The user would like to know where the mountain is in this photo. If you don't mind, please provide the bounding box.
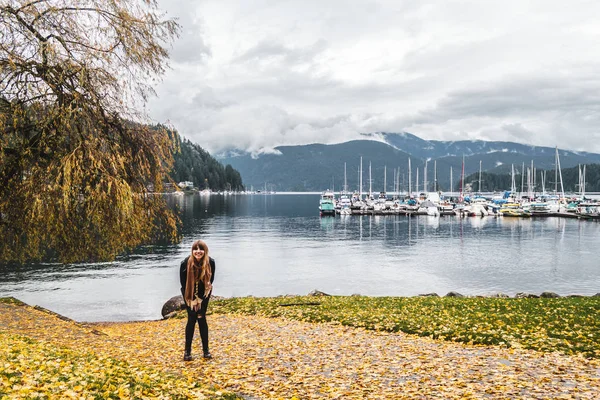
[218,140,413,192]
[217,132,600,192]
[366,132,600,160]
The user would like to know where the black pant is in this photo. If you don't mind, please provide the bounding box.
[185,296,210,353]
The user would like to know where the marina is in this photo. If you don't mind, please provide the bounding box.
[325,191,600,220]
[323,151,599,220]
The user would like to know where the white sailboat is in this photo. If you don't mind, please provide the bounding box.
[337,162,352,214]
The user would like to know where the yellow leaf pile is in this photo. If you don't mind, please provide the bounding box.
[2,297,599,399]
[0,333,215,399]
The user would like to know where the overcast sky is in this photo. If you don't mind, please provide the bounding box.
[148,0,600,155]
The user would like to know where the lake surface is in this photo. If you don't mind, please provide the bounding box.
[1,193,599,322]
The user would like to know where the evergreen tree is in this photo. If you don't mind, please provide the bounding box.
[462,164,600,193]
[169,134,244,191]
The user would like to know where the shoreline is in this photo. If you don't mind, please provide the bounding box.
[6,289,600,325]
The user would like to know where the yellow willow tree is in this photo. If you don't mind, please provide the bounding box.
[0,0,181,263]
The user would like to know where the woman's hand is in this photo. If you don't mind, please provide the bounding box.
[204,283,213,298]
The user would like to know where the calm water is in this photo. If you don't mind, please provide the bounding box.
[1,193,599,322]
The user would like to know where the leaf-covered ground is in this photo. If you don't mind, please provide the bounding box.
[1,297,599,399]
[210,296,600,358]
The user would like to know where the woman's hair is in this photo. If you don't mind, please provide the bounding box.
[184,240,212,303]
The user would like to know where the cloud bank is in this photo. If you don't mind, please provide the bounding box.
[149,0,600,154]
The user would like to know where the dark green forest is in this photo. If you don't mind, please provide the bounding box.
[169,132,244,191]
[462,164,600,193]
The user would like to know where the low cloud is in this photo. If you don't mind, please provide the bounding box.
[501,123,536,142]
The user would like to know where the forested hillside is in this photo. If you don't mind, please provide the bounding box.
[462,164,600,193]
[218,132,600,192]
[170,133,244,191]
[219,141,414,192]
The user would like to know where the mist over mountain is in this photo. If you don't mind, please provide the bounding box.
[216,132,600,192]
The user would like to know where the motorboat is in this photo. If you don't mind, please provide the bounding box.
[319,190,336,216]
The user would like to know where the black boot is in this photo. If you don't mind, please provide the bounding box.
[202,350,212,359]
[183,350,192,361]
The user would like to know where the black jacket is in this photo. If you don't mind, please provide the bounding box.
[180,256,216,300]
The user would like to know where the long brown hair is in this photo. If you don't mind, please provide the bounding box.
[184,240,212,304]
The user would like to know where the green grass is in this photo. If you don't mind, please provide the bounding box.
[0,297,26,306]
[209,296,600,358]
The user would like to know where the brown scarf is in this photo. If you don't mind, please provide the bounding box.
[184,255,212,306]
[184,260,200,306]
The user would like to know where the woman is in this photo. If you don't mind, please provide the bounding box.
[180,240,216,361]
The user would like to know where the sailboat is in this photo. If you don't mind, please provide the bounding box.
[539,147,566,214]
[337,163,352,214]
[351,157,366,210]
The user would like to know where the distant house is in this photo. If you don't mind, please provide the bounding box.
[178,181,194,189]
[163,182,176,192]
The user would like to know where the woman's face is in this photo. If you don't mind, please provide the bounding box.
[192,246,205,261]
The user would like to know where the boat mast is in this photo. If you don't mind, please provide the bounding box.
[578,164,582,195]
[478,160,482,194]
[527,168,531,200]
[450,166,453,195]
[384,165,387,194]
[408,158,412,196]
[460,155,464,200]
[581,164,585,200]
[531,160,534,198]
[579,164,586,198]
[434,160,437,192]
[521,162,525,198]
[541,170,546,195]
[344,162,347,193]
[554,149,558,195]
[401,169,404,195]
[359,156,363,198]
[556,147,565,199]
[369,161,372,198]
[416,168,419,193]
[424,160,428,193]
[511,164,516,194]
